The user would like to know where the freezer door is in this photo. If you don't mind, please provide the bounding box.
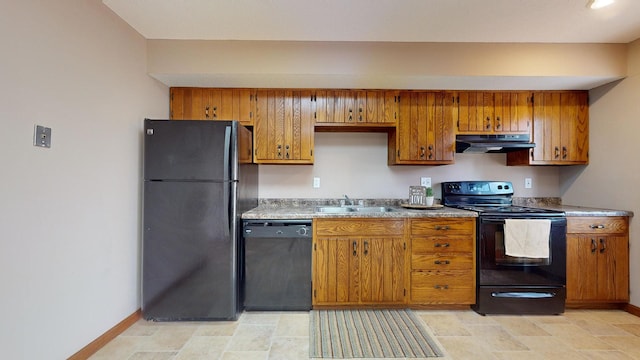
[142,180,238,320]
[144,119,235,181]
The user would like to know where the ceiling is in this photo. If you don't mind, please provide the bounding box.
[104,0,640,43]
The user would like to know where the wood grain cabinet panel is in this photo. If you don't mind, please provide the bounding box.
[408,218,476,305]
[312,219,407,307]
[566,216,629,305]
[388,91,455,165]
[457,91,532,134]
[314,90,398,128]
[170,87,255,126]
[507,91,588,165]
[253,89,314,164]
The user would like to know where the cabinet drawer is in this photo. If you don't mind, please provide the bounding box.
[410,271,474,304]
[412,237,473,253]
[410,218,474,236]
[567,217,628,234]
[315,219,404,236]
[412,253,473,270]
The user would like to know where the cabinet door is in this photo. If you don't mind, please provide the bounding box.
[253,90,314,164]
[566,235,599,301]
[508,91,588,165]
[494,92,532,133]
[393,91,454,164]
[170,87,205,120]
[360,237,405,304]
[457,91,493,133]
[313,237,360,305]
[232,89,255,126]
[203,89,234,120]
[596,235,629,301]
[566,234,629,303]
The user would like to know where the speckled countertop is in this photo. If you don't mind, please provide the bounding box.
[241,198,477,220]
[536,205,633,217]
[512,197,634,217]
[241,198,633,219]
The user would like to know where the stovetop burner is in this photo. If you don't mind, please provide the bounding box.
[441,181,564,217]
[456,205,565,217]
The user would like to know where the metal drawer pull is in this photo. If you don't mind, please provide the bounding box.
[591,238,597,253]
[589,224,605,229]
[435,225,450,230]
[353,241,357,256]
[434,285,449,290]
[434,260,450,265]
[491,292,555,299]
[434,243,450,247]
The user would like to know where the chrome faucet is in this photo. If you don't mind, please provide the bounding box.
[343,195,354,206]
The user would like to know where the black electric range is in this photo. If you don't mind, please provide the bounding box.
[442,181,567,315]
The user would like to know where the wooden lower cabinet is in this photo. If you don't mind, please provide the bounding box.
[312,218,407,306]
[566,216,629,306]
[409,218,476,305]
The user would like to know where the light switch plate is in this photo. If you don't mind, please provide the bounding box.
[420,177,431,187]
[33,125,51,148]
[313,177,320,188]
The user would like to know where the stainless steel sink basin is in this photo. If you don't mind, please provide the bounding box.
[354,206,395,213]
[314,206,394,213]
[315,206,355,213]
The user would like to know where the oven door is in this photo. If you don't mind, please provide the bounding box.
[478,216,567,287]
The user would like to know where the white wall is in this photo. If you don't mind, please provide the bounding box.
[260,132,560,199]
[0,1,167,359]
[561,39,640,306]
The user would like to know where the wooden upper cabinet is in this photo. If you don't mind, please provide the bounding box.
[457,91,532,134]
[253,89,314,164]
[388,91,455,165]
[170,87,255,126]
[507,91,588,165]
[314,90,398,128]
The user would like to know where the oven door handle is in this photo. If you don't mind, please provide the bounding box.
[491,292,555,299]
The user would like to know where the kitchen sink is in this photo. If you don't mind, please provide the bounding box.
[353,206,395,213]
[315,206,356,213]
[314,206,395,213]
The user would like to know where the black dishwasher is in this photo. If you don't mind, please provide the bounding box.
[242,220,312,311]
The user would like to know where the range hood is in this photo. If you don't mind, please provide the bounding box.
[455,134,535,153]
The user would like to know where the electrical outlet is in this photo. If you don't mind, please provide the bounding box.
[313,177,320,188]
[525,178,532,189]
[420,177,432,187]
[33,125,51,148]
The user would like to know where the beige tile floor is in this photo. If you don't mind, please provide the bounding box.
[90,309,640,360]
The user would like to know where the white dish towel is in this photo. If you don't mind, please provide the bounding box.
[503,219,551,258]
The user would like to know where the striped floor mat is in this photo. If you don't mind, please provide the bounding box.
[309,309,443,358]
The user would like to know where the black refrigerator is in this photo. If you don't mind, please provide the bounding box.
[142,119,258,321]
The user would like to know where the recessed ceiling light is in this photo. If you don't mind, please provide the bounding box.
[587,0,614,9]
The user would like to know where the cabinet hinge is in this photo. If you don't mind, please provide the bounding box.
[255,149,257,156]
[403,289,406,296]
[530,94,534,103]
[310,150,313,156]
[457,120,460,129]
[397,150,400,157]
[314,289,316,298]
[314,111,317,119]
[403,242,406,250]
[314,243,316,250]
[250,111,253,119]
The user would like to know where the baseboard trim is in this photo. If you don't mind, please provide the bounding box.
[625,303,640,317]
[68,309,141,360]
